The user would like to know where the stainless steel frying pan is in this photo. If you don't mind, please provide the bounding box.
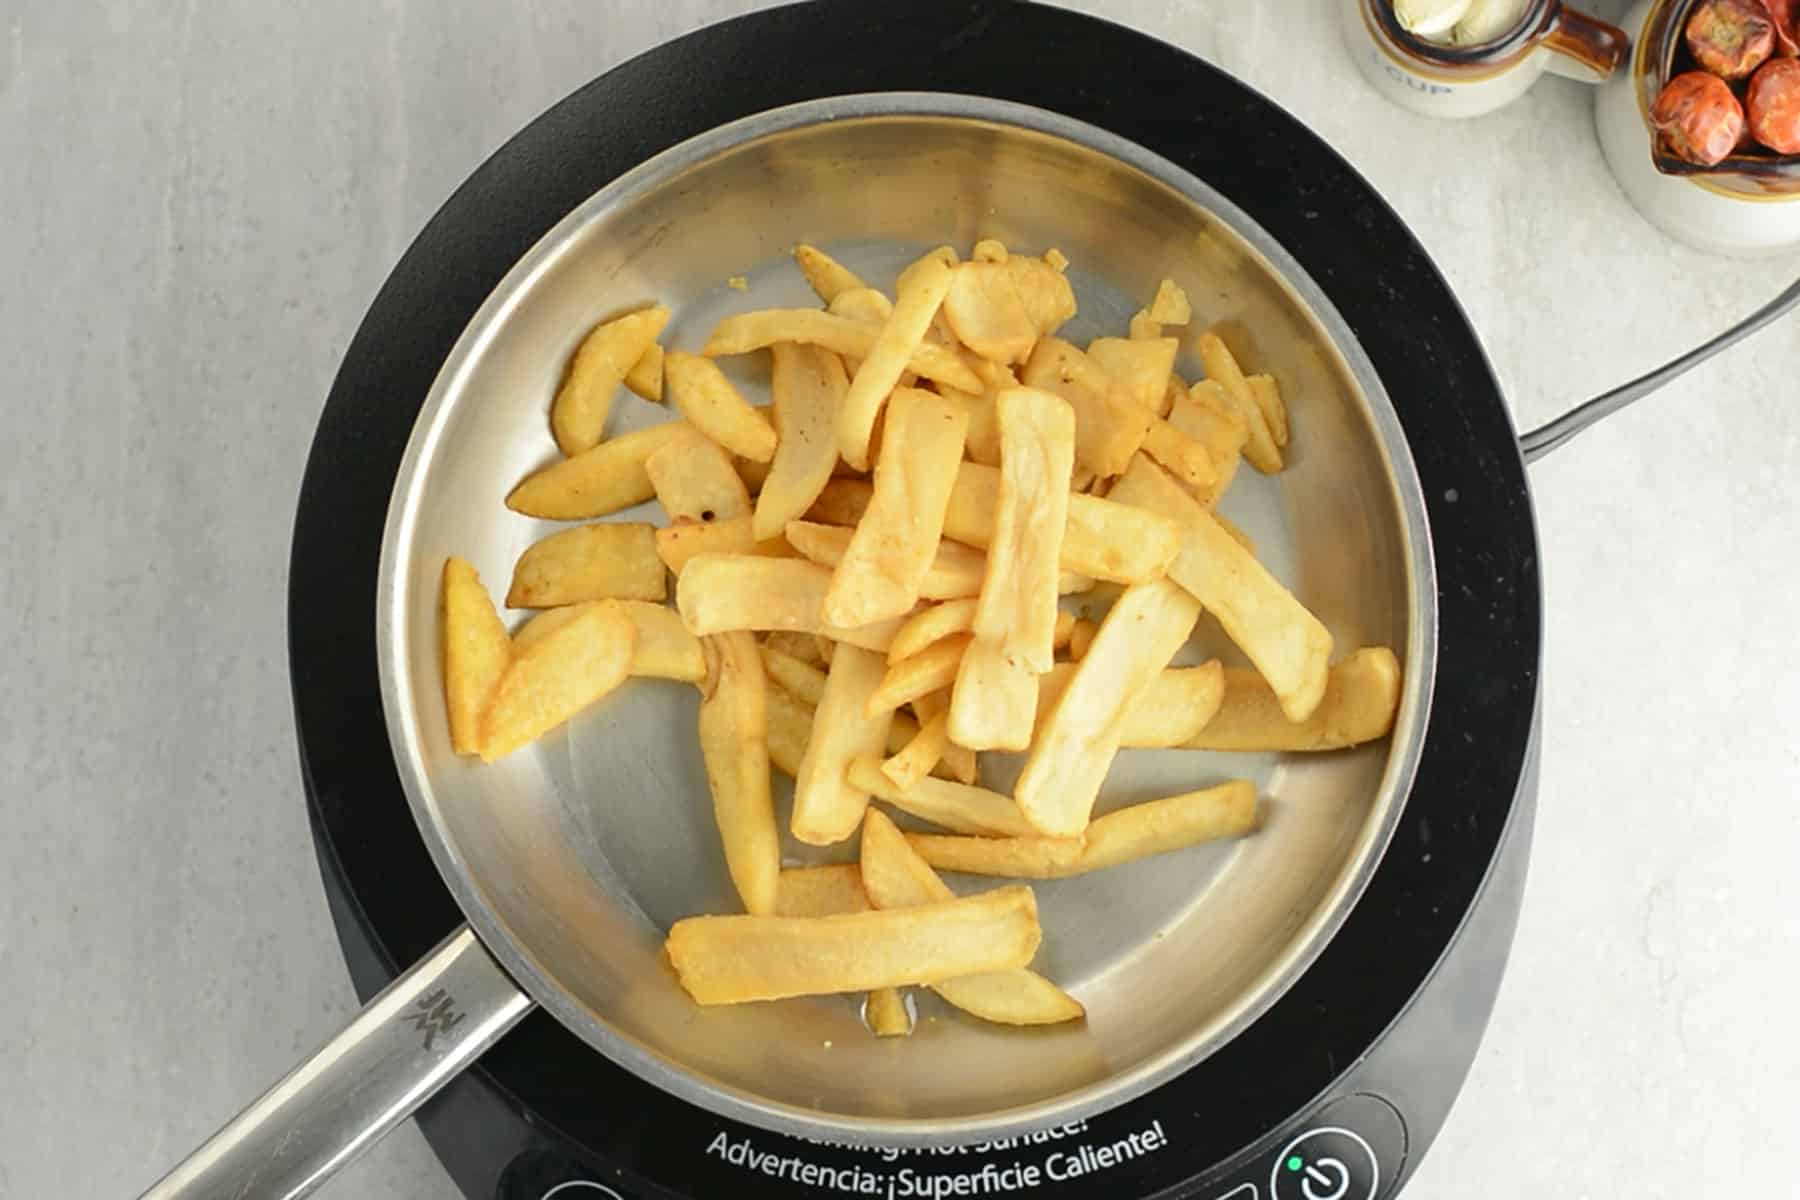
[137,92,1799,1200]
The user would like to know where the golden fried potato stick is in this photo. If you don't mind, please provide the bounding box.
[480,599,636,762]
[663,351,778,463]
[507,422,689,520]
[860,810,1082,1026]
[441,558,510,756]
[794,243,866,304]
[676,555,907,652]
[753,343,847,541]
[1013,579,1201,836]
[665,885,1042,1005]
[1195,332,1281,474]
[644,427,754,524]
[847,758,1038,837]
[703,309,981,392]
[506,522,666,607]
[551,306,670,456]
[904,779,1257,879]
[1036,660,1224,749]
[943,462,1179,585]
[792,644,893,846]
[822,389,969,627]
[696,633,780,915]
[1108,455,1332,722]
[1185,647,1401,752]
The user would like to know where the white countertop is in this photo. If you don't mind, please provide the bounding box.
[3,2,1796,1197]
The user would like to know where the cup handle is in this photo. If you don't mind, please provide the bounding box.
[1542,5,1629,83]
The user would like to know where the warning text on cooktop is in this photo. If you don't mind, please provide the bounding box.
[704,1119,1170,1195]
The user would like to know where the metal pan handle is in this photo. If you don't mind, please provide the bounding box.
[135,925,533,1200]
[1520,274,1800,462]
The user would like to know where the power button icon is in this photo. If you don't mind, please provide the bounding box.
[1269,1127,1379,1200]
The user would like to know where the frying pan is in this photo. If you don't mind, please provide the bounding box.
[137,91,1798,1200]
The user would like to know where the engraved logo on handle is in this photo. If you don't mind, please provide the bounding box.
[406,987,467,1050]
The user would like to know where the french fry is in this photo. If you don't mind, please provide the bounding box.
[774,863,912,1036]
[905,780,1257,879]
[1013,579,1201,836]
[1066,619,1099,661]
[676,555,907,651]
[441,558,510,756]
[794,243,865,303]
[752,343,847,541]
[505,522,666,607]
[838,258,957,470]
[518,600,705,683]
[1214,512,1256,556]
[792,644,893,845]
[624,342,664,402]
[506,421,690,521]
[757,641,828,706]
[620,600,705,682]
[827,286,894,324]
[1052,609,1078,652]
[881,709,952,791]
[654,517,793,576]
[942,260,1037,364]
[1141,418,1218,491]
[696,633,779,916]
[971,238,1008,263]
[1196,332,1281,474]
[775,864,872,917]
[971,389,1075,671]
[1037,660,1225,749]
[1001,255,1077,336]
[788,521,1086,604]
[1019,337,1151,479]
[909,690,977,786]
[644,427,753,524]
[734,455,771,495]
[948,639,1038,752]
[663,351,778,463]
[702,310,981,393]
[867,634,971,716]
[859,811,1083,1026]
[939,384,1003,467]
[1108,456,1331,722]
[1248,372,1289,448]
[805,478,874,526]
[822,389,969,627]
[865,987,914,1037]
[765,683,813,778]
[1085,336,1178,416]
[1168,382,1247,507]
[1129,312,1163,341]
[889,599,979,663]
[551,306,671,456]
[943,462,1180,585]
[900,832,1085,880]
[507,605,585,654]
[847,758,1038,837]
[1185,647,1400,751]
[1147,279,1192,325]
[479,599,636,762]
[762,630,826,668]
[664,885,1042,1005]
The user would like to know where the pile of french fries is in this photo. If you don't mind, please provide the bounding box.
[439,238,1403,1036]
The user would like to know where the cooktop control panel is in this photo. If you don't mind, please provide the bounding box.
[496,1093,1407,1200]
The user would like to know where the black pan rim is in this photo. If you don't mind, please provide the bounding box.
[288,1,1542,1192]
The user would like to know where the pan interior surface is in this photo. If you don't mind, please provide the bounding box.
[378,97,1433,1144]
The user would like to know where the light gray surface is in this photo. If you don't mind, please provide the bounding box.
[1,2,1795,1198]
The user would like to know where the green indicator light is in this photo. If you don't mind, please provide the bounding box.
[1286,1156,1304,1172]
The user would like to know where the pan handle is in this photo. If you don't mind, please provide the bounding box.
[1520,274,1800,463]
[135,925,533,1200]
